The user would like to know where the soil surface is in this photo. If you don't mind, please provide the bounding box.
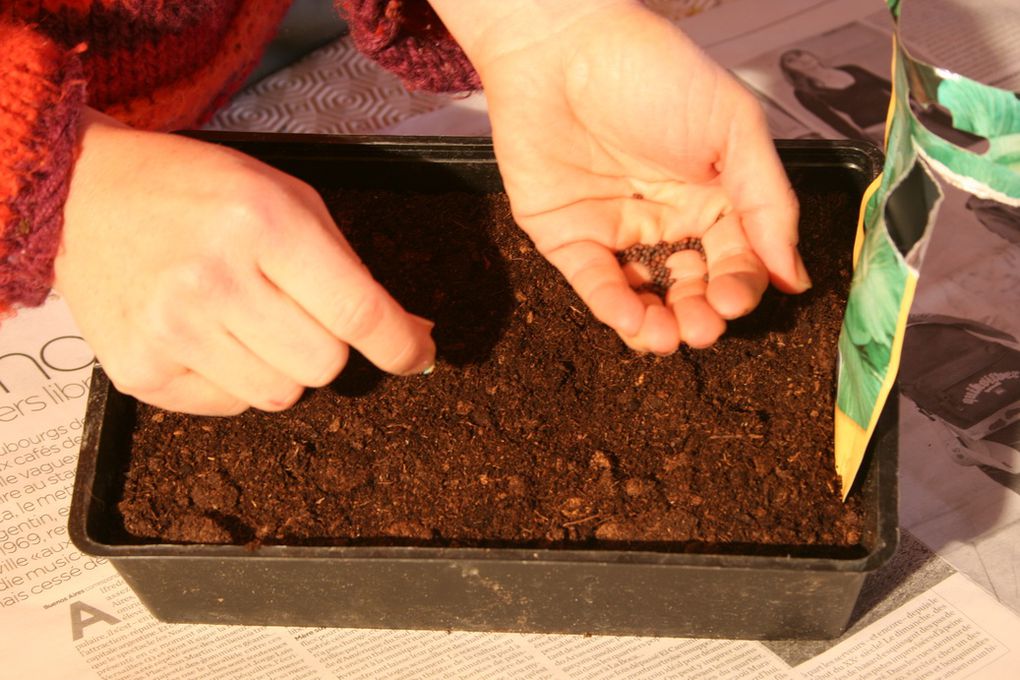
[118,176,865,552]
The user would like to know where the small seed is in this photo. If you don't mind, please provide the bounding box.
[616,239,705,297]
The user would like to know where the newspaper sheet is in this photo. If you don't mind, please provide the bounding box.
[1,295,1018,680]
[4,0,1020,677]
[1,297,1018,678]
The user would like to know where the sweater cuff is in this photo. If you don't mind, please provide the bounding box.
[337,0,481,92]
[0,23,86,315]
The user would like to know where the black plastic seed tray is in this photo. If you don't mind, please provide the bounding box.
[69,134,896,639]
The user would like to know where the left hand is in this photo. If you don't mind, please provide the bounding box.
[429,0,810,353]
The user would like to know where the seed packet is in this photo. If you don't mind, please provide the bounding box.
[835,0,1020,496]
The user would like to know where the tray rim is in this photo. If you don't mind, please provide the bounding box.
[68,134,897,577]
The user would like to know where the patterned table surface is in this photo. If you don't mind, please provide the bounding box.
[204,0,723,137]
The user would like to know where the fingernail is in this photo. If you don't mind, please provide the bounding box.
[795,255,813,290]
[399,348,435,377]
[396,315,436,377]
[410,337,436,376]
[411,314,436,330]
[415,316,436,374]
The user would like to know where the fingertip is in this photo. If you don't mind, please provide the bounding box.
[395,315,437,377]
[682,320,726,349]
[723,156,804,295]
[768,247,813,294]
[404,346,437,377]
[640,303,682,355]
[616,302,645,338]
[543,242,647,338]
[259,382,306,412]
[672,297,726,349]
[616,299,681,355]
[589,283,645,338]
[686,328,725,349]
[706,272,767,320]
[794,251,813,290]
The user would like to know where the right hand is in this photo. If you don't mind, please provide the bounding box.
[428,0,808,354]
[54,108,435,415]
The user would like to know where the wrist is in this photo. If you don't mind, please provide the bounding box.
[425,0,641,77]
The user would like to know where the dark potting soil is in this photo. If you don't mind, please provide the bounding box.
[118,181,865,552]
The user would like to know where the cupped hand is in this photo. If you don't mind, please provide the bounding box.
[456,0,810,353]
[54,109,435,415]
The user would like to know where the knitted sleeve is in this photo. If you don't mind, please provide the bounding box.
[0,21,86,316]
[337,0,481,92]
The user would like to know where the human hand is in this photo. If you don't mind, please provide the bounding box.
[54,109,435,415]
[430,0,810,353]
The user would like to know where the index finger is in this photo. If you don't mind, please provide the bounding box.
[258,199,435,377]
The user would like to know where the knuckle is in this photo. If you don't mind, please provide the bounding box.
[141,300,183,348]
[171,258,233,298]
[192,398,249,417]
[304,343,350,388]
[103,360,166,398]
[216,175,287,239]
[144,261,231,344]
[217,171,332,261]
[256,381,304,412]
[213,400,251,417]
[328,292,383,342]
[99,348,182,403]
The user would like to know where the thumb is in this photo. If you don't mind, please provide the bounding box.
[718,105,811,294]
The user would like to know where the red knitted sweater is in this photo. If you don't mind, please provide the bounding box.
[0,0,478,316]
